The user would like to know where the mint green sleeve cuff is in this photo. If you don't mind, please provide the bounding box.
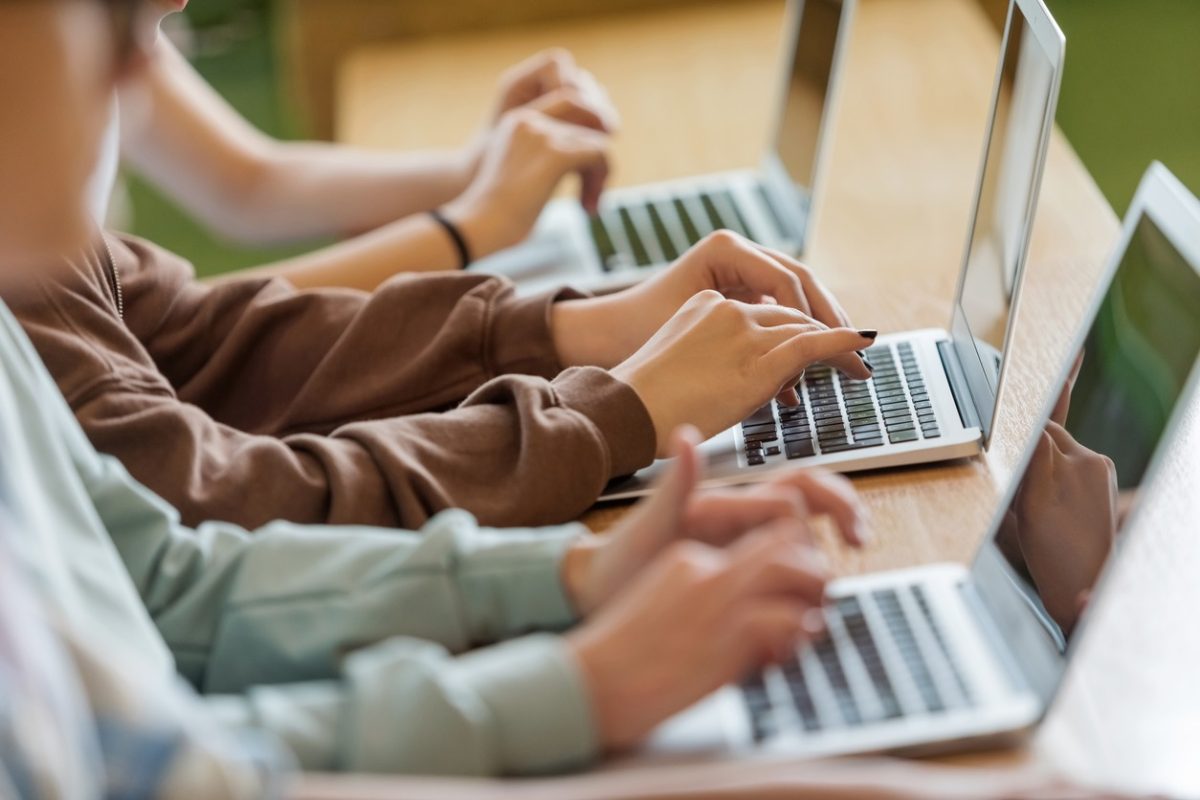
[207,634,599,777]
[451,514,589,641]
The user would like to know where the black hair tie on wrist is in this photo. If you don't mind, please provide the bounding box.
[429,210,472,270]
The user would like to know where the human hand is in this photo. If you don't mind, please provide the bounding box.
[444,107,611,258]
[1009,420,1117,633]
[563,426,870,617]
[489,48,619,133]
[552,231,869,381]
[602,289,873,457]
[1002,352,1115,633]
[567,517,831,751]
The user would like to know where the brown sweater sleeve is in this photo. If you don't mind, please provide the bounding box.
[114,235,577,434]
[8,234,656,530]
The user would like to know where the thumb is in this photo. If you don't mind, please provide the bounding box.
[644,425,703,526]
[623,425,703,549]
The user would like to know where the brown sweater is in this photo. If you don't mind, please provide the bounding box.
[7,233,655,530]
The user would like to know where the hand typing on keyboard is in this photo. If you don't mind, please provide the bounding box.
[606,293,875,456]
[565,426,866,751]
[553,230,871,373]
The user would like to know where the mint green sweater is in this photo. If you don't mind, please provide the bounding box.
[0,300,598,776]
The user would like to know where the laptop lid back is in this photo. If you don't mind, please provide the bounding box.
[949,0,1065,445]
[968,163,1200,706]
[760,0,855,254]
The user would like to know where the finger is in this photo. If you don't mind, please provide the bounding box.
[765,469,870,546]
[579,159,610,214]
[543,121,612,212]
[528,47,576,95]
[723,522,829,606]
[701,233,812,317]
[497,49,574,111]
[824,350,874,380]
[751,244,853,329]
[527,86,609,132]
[743,302,823,330]
[1050,350,1085,426]
[622,426,704,552]
[775,385,802,407]
[686,484,811,546]
[761,328,877,385]
[1043,420,1082,454]
[572,67,621,132]
[730,601,815,667]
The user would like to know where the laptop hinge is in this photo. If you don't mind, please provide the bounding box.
[938,340,982,431]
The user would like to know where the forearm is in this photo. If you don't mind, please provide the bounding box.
[214,210,466,291]
[123,38,480,249]
[551,292,645,369]
[221,140,478,244]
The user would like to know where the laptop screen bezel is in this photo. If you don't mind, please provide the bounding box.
[758,0,856,253]
[968,162,1200,710]
[948,0,1065,447]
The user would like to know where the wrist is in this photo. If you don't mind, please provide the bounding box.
[566,626,638,751]
[441,200,517,261]
[560,536,605,615]
[552,298,613,368]
[611,359,669,458]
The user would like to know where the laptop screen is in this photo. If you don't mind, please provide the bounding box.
[974,205,1200,659]
[763,0,846,251]
[950,1,1062,442]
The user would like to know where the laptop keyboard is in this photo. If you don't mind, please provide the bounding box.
[740,586,975,742]
[589,186,763,271]
[739,342,941,467]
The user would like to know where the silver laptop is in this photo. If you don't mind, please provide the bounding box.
[602,0,1065,501]
[473,0,855,295]
[635,161,1200,763]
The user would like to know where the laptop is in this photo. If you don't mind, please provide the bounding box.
[634,161,1200,762]
[601,0,1065,501]
[472,0,856,295]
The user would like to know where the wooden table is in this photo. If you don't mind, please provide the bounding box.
[337,1,1199,794]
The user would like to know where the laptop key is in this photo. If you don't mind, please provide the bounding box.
[588,215,619,270]
[617,207,653,266]
[645,202,680,261]
[889,429,919,444]
[671,198,705,245]
[716,189,753,238]
[699,193,730,232]
[812,637,861,725]
[785,439,816,459]
[783,666,822,732]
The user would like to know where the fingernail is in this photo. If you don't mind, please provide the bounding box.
[857,329,878,340]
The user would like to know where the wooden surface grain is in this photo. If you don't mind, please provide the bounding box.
[338,1,1196,793]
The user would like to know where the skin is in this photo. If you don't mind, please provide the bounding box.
[125,4,878,449]
[1000,355,1119,634]
[0,3,123,271]
[0,4,1147,798]
[122,36,622,286]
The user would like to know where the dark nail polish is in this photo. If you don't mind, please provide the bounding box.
[857,329,878,340]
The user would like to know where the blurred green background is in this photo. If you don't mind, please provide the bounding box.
[129,0,1200,278]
